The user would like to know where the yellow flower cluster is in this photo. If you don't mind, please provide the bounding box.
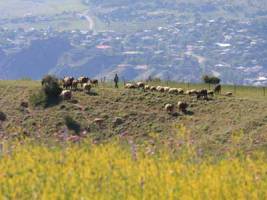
[0,141,266,200]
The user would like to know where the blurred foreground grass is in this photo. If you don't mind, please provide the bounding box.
[0,134,266,200]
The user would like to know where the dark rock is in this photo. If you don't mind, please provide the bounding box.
[20,101,29,108]
[70,99,79,104]
[0,111,6,121]
[113,117,124,127]
[94,118,104,124]
[60,105,66,110]
[101,114,109,119]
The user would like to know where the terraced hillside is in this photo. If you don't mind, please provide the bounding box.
[0,0,89,30]
[0,80,267,155]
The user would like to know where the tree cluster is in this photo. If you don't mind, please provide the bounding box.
[202,75,221,84]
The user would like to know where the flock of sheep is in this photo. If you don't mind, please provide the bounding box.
[125,82,223,114]
[59,77,226,115]
[60,76,98,99]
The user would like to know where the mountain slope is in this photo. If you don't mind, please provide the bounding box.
[0,37,71,80]
[0,1,266,84]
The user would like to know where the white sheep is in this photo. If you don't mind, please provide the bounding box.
[156,86,165,92]
[125,83,137,89]
[144,85,151,90]
[169,88,179,94]
[61,90,72,100]
[164,87,170,92]
[164,104,174,113]
[83,83,92,93]
[150,86,157,91]
[137,82,145,89]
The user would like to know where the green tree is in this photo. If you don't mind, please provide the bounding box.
[202,75,221,84]
[41,75,62,98]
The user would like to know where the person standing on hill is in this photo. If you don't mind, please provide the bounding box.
[114,73,119,88]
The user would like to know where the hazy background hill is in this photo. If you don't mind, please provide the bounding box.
[0,0,266,84]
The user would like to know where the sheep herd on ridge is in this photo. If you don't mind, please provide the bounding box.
[125,82,223,114]
[60,77,225,115]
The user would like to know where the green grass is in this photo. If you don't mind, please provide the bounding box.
[0,0,90,31]
[0,0,86,19]
[0,80,267,156]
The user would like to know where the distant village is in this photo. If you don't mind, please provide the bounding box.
[0,16,266,85]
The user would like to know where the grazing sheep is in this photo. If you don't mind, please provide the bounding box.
[226,92,233,97]
[62,77,74,89]
[150,86,157,91]
[208,90,214,96]
[125,83,131,88]
[177,101,188,113]
[177,88,184,94]
[137,82,145,89]
[156,86,162,91]
[90,79,99,87]
[78,76,89,87]
[197,89,208,100]
[165,104,174,113]
[156,86,165,93]
[169,88,179,95]
[144,85,151,91]
[94,118,104,127]
[186,89,198,95]
[72,80,79,90]
[83,83,92,93]
[125,83,137,89]
[214,84,222,94]
[164,87,170,92]
[61,90,72,100]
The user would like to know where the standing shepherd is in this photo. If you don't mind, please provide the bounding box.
[114,74,119,88]
[214,84,222,94]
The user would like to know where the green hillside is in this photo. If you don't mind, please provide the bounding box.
[0,0,85,18]
[0,0,88,30]
[0,80,267,155]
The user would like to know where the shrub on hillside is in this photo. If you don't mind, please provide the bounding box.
[41,75,62,98]
[30,75,62,108]
[29,89,48,108]
[64,115,81,134]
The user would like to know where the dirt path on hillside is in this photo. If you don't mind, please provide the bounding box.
[82,11,95,31]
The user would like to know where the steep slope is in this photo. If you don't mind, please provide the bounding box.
[0,37,71,80]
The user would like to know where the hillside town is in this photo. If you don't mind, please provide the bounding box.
[0,16,266,85]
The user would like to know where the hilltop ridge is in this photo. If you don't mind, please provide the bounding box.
[0,80,267,154]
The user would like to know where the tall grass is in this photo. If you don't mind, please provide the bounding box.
[0,136,266,199]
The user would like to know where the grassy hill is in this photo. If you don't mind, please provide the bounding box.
[0,80,267,155]
[1,80,267,198]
